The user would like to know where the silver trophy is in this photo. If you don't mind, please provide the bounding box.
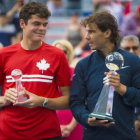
[89,52,124,121]
[11,69,27,103]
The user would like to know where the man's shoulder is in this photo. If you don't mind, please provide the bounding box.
[0,43,19,55]
[42,42,65,55]
[120,49,139,59]
[119,49,140,67]
[76,52,94,68]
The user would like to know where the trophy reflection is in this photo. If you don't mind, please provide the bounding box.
[89,52,124,121]
[11,69,27,103]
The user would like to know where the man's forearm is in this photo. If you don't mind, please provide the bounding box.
[46,95,70,110]
[36,95,70,110]
[0,96,7,107]
[116,83,127,96]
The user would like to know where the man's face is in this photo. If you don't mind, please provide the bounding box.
[20,15,48,42]
[85,23,108,51]
[121,40,140,56]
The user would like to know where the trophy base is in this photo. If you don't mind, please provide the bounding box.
[89,112,114,122]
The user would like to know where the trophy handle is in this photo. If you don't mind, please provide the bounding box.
[106,71,116,115]
[15,79,27,103]
[106,85,114,115]
[11,69,27,103]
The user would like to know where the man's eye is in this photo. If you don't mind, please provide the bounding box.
[34,22,40,26]
[43,23,48,27]
[89,31,94,33]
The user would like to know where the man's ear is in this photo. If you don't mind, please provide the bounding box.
[104,29,111,39]
[19,19,26,29]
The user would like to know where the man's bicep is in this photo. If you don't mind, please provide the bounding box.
[59,86,70,96]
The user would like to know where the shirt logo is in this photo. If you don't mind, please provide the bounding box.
[121,66,130,69]
[36,59,50,74]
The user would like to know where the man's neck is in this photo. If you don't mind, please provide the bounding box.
[21,40,42,50]
[100,42,116,57]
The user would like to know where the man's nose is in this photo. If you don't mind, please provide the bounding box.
[129,48,134,53]
[85,33,89,40]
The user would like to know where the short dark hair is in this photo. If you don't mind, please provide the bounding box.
[19,1,51,24]
[81,11,120,43]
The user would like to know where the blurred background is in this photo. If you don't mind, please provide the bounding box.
[0,0,140,59]
[0,0,139,45]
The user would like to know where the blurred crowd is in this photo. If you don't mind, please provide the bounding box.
[0,0,140,139]
[0,0,140,56]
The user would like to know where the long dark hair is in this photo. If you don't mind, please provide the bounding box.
[81,11,120,43]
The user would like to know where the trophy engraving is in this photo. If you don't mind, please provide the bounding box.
[89,52,124,121]
[11,69,27,103]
